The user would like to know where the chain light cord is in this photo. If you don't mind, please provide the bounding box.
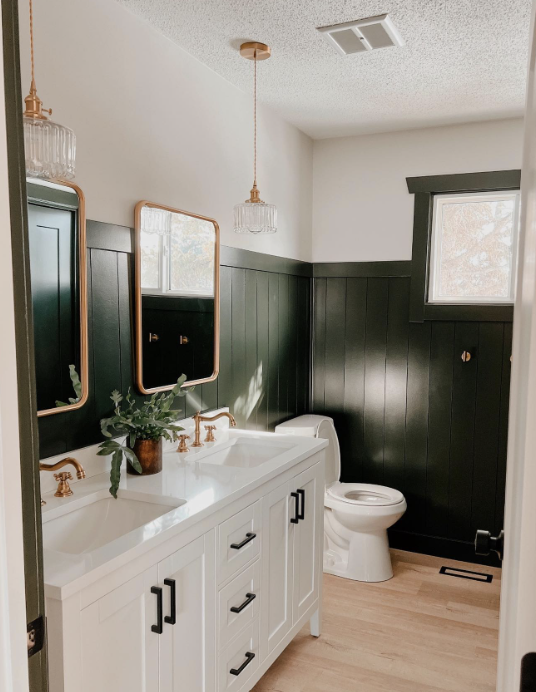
[253,48,257,187]
[29,0,36,88]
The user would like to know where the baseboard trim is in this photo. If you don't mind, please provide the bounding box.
[388,529,502,568]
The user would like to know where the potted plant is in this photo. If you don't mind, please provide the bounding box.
[98,375,190,498]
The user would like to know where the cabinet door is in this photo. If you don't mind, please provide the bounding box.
[260,480,294,659]
[158,532,216,692]
[292,462,323,624]
[79,566,159,692]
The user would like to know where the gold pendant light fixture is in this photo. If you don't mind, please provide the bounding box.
[23,0,76,180]
[234,42,277,235]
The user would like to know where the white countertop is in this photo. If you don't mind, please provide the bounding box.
[42,427,327,600]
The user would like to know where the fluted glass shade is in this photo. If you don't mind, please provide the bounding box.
[234,202,277,234]
[23,116,76,180]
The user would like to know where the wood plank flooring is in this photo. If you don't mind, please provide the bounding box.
[252,550,501,692]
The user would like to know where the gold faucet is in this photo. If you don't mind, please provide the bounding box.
[39,457,86,499]
[192,411,236,447]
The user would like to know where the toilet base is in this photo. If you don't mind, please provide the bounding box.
[323,528,394,583]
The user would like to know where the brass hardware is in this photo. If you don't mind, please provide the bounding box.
[53,472,73,498]
[37,181,89,417]
[40,457,86,498]
[22,0,51,121]
[134,201,220,395]
[149,333,160,342]
[41,499,46,507]
[461,351,472,363]
[204,425,217,443]
[192,411,236,448]
[180,336,189,345]
[177,434,190,453]
[239,41,271,61]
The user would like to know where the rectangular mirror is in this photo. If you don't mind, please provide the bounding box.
[27,179,88,416]
[135,201,220,393]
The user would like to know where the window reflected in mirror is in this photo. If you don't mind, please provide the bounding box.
[27,178,88,416]
[135,202,220,393]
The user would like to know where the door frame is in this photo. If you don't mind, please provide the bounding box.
[1,0,48,689]
[497,1,536,688]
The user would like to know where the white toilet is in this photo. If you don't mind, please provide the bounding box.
[275,414,407,583]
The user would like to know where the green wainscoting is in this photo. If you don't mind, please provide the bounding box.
[38,221,311,458]
[313,271,511,566]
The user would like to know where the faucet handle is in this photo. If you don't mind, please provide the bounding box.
[54,472,73,498]
[177,434,190,453]
[204,425,217,443]
[54,471,72,482]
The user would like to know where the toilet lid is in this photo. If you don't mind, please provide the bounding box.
[326,482,404,506]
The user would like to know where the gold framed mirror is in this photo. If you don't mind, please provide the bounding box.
[134,201,220,394]
[27,178,89,416]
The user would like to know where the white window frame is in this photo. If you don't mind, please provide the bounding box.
[428,189,521,305]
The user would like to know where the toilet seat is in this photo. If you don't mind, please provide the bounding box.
[326,482,404,507]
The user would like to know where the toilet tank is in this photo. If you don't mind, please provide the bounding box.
[275,415,340,486]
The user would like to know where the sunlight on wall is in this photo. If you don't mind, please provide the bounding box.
[233,363,264,423]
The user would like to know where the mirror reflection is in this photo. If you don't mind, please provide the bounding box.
[27,178,88,415]
[135,202,220,392]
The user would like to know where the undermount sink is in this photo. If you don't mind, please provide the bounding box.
[43,492,184,555]
[193,436,296,468]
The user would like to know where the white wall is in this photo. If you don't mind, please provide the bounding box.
[18,0,313,262]
[313,118,525,263]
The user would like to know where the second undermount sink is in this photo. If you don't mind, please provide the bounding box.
[193,436,296,469]
[42,492,184,555]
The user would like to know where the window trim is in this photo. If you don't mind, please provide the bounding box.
[406,170,521,323]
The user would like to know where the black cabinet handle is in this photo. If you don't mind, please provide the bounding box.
[230,652,255,676]
[230,532,256,550]
[230,592,257,614]
[151,586,163,634]
[164,578,176,625]
[290,492,299,523]
[297,488,305,521]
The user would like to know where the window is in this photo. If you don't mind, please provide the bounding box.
[428,190,520,305]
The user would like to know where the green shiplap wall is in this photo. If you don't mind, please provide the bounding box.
[38,223,311,458]
[313,274,511,565]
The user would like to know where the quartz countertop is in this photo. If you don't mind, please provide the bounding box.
[42,427,327,600]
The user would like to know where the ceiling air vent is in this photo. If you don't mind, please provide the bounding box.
[317,14,405,56]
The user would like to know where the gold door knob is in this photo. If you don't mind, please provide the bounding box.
[177,434,190,453]
[461,351,472,363]
[180,336,189,345]
[204,425,217,442]
[149,333,159,342]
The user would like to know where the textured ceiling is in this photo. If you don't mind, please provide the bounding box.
[116,0,532,139]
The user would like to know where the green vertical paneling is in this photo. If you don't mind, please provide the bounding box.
[383,277,410,493]
[426,322,455,537]
[324,279,346,414]
[312,278,326,412]
[267,273,280,430]
[448,322,479,541]
[495,322,512,536]
[363,278,389,484]
[218,266,233,414]
[287,276,298,418]
[278,274,290,425]
[244,270,258,430]
[231,269,246,427]
[296,277,310,416]
[255,271,269,430]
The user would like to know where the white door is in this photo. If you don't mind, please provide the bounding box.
[158,532,216,692]
[292,462,323,624]
[260,480,294,659]
[497,3,536,689]
[79,566,159,692]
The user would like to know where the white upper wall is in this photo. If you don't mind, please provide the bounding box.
[312,118,525,263]
[18,0,313,262]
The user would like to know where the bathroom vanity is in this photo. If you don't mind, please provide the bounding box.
[42,424,326,692]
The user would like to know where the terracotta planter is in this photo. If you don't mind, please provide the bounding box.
[127,438,162,476]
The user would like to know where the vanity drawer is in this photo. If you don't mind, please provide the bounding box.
[218,501,261,585]
[218,619,260,692]
[218,560,260,646]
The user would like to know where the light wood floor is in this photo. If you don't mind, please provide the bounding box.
[253,550,501,692]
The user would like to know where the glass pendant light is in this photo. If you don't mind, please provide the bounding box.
[23,0,76,180]
[234,42,277,235]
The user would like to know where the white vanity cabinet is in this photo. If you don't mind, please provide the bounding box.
[46,450,325,692]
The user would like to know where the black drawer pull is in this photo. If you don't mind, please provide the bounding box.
[290,492,299,523]
[230,651,255,676]
[230,532,256,550]
[164,578,176,625]
[297,488,305,521]
[230,592,257,614]
[151,586,163,634]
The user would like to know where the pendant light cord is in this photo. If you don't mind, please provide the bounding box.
[253,49,257,187]
[29,0,35,88]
